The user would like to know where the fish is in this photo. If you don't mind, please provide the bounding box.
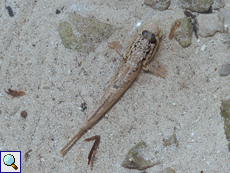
[60,23,165,156]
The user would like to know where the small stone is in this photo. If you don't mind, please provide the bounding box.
[158,167,176,173]
[200,44,206,51]
[40,157,45,162]
[59,14,118,53]
[144,0,171,11]
[21,110,27,118]
[212,0,225,10]
[197,13,224,37]
[6,6,14,17]
[219,64,230,76]
[222,10,230,47]
[43,86,50,89]
[180,0,214,13]
[223,9,230,27]
[173,17,193,47]
[121,141,161,170]
[56,9,61,14]
[220,100,230,151]
[184,10,196,19]
[56,6,64,15]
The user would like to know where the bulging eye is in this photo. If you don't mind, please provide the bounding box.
[142,30,156,43]
[149,34,156,43]
[142,30,148,37]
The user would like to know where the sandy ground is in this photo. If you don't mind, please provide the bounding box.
[0,0,230,172]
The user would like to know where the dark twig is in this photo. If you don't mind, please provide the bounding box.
[84,135,101,165]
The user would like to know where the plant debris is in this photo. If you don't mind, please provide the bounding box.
[80,102,87,112]
[5,89,26,98]
[191,19,198,39]
[25,149,32,161]
[6,6,14,17]
[169,21,181,39]
[84,135,101,165]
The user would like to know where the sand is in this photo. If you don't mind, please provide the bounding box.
[0,0,230,172]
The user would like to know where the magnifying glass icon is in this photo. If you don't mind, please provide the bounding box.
[3,154,18,170]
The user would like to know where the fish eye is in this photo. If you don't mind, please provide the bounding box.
[142,30,148,37]
[142,30,156,43]
[149,34,156,43]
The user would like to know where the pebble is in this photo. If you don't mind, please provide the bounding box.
[197,13,224,37]
[59,14,118,53]
[6,6,14,17]
[56,9,61,14]
[212,0,225,10]
[223,9,230,27]
[180,0,214,13]
[220,100,230,151]
[200,44,206,51]
[221,9,230,47]
[121,141,161,170]
[219,64,230,76]
[20,110,28,118]
[173,17,193,47]
[56,6,64,14]
[144,0,171,11]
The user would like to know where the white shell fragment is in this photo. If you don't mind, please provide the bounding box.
[200,44,206,51]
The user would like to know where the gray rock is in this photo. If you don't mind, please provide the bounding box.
[121,141,161,170]
[181,0,214,13]
[58,14,118,53]
[219,64,230,76]
[220,100,230,150]
[212,0,225,10]
[173,17,193,48]
[144,0,171,11]
[221,10,230,47]
[223,9,230,26]
[197,13,224,37]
